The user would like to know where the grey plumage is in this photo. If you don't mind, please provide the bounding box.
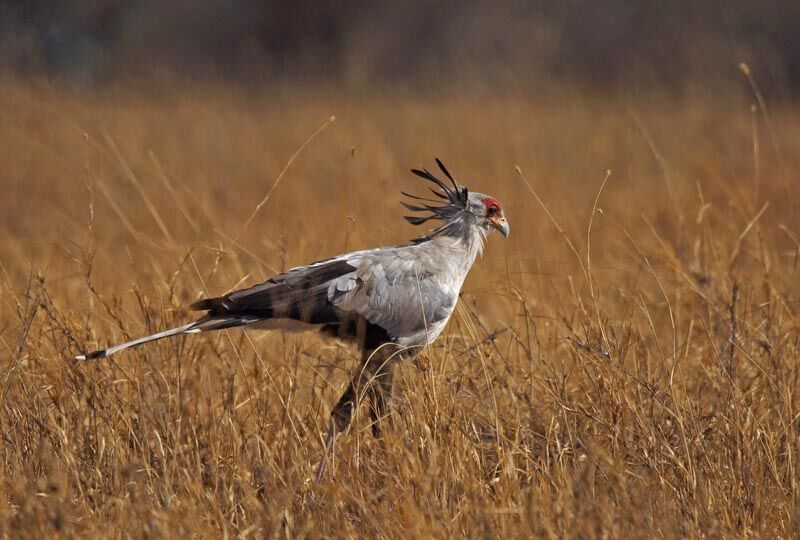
[75,158,509,479]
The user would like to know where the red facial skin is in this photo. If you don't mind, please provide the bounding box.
[481,197,503,217]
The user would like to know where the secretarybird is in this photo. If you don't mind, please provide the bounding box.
[75,159,509,479]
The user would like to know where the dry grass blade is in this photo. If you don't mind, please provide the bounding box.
[1,83,799,538]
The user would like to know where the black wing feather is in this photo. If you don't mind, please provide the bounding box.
[192,259,356,325]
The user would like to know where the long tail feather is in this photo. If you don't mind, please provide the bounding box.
[74,322,202,361]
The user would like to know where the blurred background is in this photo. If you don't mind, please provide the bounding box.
[2,0,799,96]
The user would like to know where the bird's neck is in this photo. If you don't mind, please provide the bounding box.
[460,224,488,266]
[426,221,488,270]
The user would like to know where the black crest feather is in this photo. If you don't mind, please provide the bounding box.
[407,159,468,209]
[403,158,470,241]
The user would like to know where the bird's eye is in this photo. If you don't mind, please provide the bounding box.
[482,197,502,217]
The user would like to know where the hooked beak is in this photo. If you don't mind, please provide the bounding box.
[491,216,510,238]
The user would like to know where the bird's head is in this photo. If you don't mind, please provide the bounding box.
[467,192,510,238]
[403,159,509,242]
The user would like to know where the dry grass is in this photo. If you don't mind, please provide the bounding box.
[2,80,800,538]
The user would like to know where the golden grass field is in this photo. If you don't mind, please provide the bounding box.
[2,79,800,537]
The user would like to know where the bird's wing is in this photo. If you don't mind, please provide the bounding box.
[192,255,359,325]
[193,245,456,341]
[77,255,364,361]
[330,247,457,340]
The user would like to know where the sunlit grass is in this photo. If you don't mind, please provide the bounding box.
[1,80,799,537]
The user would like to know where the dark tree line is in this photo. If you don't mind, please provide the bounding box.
[1,0,798,93]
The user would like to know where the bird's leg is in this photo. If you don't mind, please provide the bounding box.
[368,364,395,438]
[316,347,397,482]
[316,382,355,483]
